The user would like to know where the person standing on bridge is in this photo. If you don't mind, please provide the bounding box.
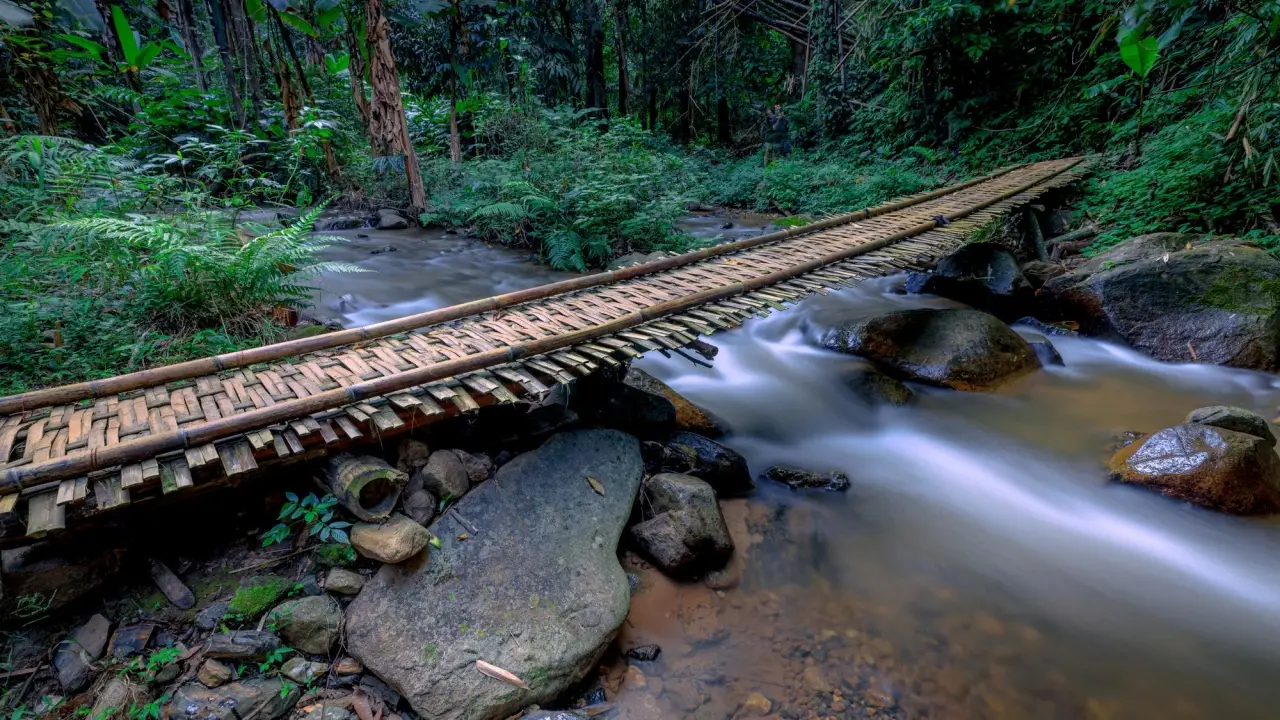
[764,104,791,164]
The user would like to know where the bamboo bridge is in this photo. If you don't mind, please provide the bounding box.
[0,158,1086,546]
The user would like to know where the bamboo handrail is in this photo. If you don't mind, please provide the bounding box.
[0,158,1082,492]
[0,165,1020,416]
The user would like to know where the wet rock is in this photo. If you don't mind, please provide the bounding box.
[333,657,363,675]
[905,243,1033,319]
[1014,316,1077,336]
[606,251,665,270]
[1020,260,1067,289]
[824,308,1041,391]
[624,367,728,437]
[314,216,368,232]
[1,541,125,613]
[55,613,110,692]
[626,644,661,662]
[401,489,438,526]
[299,574,323,596]
[370,245,398,254]
[1110,423,1280,514]
[415,450,470,502]
[351,513,430,564]
[91,677,144,720]
[1042,236,1280,370]
[268,595,343,654]
[194,602,228,631]
[167,678,299,720]
[301,707,351,720]
[583,381,676,440]
[396,439,432,475]
[280,657,329,684]
[1186,406,1276,447]
[763,466,850,491]
[1023,332,1064,366]
[520,712,588,720]
[376,210,411,230]
[842,365,914,406]
[452,449,495,485]
[630,473,733,578]
[205,631,282,662]
[197,659,233,688]
[346,430,644,720]
[665,432,754,496]
[742,692,772,716]
[359,674,401,706]
[108,623,154,659]
[325,568,364,595]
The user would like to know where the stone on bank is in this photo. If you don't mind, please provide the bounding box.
[344,429,644,720]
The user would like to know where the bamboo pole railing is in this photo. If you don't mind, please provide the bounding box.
[0,158,1082,492]
[0,165,1019,416]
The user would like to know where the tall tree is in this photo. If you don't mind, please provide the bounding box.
[364,0,426,210]
[205,0,244,126]
[614,0,629,117]
[343,13,372,146]
[583,0,607,119]
[172,0,207,91]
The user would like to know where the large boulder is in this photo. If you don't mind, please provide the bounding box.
[267,595,343,655]
[415,450,470,501]
[1109,423,1280,514]
[345,430,644,720]
[1042,237,1280,370]
[905,242,1033,319]
[165,678,299,720]
[623,368,728,437]
[840,365,914,405]
[351,513,429,564]
[823,308,1041,391]
[665,432,754,496]
[1186,406,1276,447]
[628,473,733,578]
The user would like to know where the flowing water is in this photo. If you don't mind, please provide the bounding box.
[608,279,1280,719]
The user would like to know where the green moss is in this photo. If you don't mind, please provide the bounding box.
[1200,266,1280,314]
[227,575,291,620]
[312,543,357,567]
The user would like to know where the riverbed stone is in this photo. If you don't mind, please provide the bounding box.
[629,473,733,578]
[452,449,495,485]
[280,657,329,684]
[1109,423,1280,514]
[268,595,343,654]
[54,613,110,692]
[197,660,233,688]
[401,489,438,526]
[824,308,1041,391]
[205,631,281,662]
[376,209,411,230]
[1042,236,1280,370]
[415,450,470,501]
[624,367,728,437]
[345,429,644,720]
[1186,406,1276,447]
[325,568,364,595]
[763,466,851,491]
[665,432,754,496]
[841,365,914,405]
[905,242,1032,319]
[167,678,299,720]
[396,439,432,474]
[194,601,228,631]
[351,513,430,563]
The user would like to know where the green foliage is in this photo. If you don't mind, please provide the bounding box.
[226,576,291,621]
[122,647,182,683]
[1118,33,1159,79]
[258,646,293,673]
[262,492,351,547]
[312,542,358,567]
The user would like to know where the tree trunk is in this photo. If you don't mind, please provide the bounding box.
[647,84,657,131]
[614,0,629,117]
[265,29,299,131]
[447,0,468,162]
[344,19,373,147]
[788,38,806,95]
[0,101,15,135]
[677,53,692,143]
[583,0,608,120]
[230,0,263,128]
[175,0,207,91]
[21,65,62,135]
[365,0,426,210]
[206,0,244,127]
[556,0,576,104]
[716,94,731,146]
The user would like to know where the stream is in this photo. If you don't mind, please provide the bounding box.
[305,226,1280,718]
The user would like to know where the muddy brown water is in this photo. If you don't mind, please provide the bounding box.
[307,229,1280,719]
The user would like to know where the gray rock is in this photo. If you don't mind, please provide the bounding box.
[345,430,644,720]
[452,449,495,485]
[625,644,661,662]
[90,677,143,720]
[1186,406,1276,447]
[823,308,1041,391]
[905,242,1033,319]
[1020,260,1067,289]
[314,216,368,232]
[402,489,438,526]
[351,513,430,564]
[841,365,914,406]
[1110,423,1280,514]
[376,212,411,230]
[280,657,329,684]
[624,368,728,437]
[194,602,228,631]
[108,623,154,659]
[521,713,588,720]
[763,466,851,491]
[584,382,676,440]
[205,631,281,662]
[665,432,754,496]
[397,439,432,475]
[268,595,343,655]
[629,473,733,578]
[197,659,233,688]
[55,613,110,692]
[1042,237,1280,370]
[325,568,365,595]
[415,450,470,501]
[606,251,665,271]
[302,707,352,720]
[1022,332,1065,366]
[167,678,299,720]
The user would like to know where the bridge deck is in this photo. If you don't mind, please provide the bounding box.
[0,158,1086,544]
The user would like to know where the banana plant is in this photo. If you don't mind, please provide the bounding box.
[110,5,162,81]
[1117,29,1158,159]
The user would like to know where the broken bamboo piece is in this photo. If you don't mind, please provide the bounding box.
[0,158,1083,493]
[0,165,1023,416]
[325,454,405,522]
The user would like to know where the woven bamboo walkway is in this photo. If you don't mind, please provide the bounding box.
[0,158,1086,545]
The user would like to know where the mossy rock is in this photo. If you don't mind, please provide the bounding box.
[227,575,293,621]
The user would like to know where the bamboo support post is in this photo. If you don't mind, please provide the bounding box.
[325,453,405,522]
[1026,209,1049,262]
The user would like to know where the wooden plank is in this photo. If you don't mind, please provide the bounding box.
[370,408,406,434]
[160,458,193,493]
[272,431,293,458]
[27,492,65,536]
[95,476,130,510]
[0,492,18,514]
[317,421,340,444]
[142,458,161,482]
[334,417,362,439]
[120,463,145,488]
[217,441,259,478]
